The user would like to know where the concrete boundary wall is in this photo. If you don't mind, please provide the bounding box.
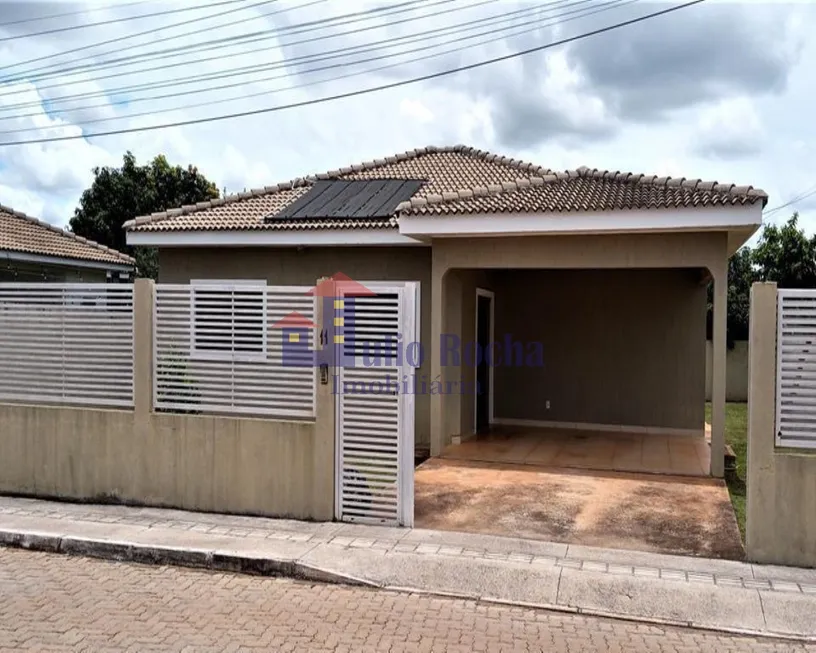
[746,282,816,567]
[705,340,749,402]
[0,279,335,520]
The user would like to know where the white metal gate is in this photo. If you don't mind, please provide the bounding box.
[776,289,816,448]
[335,282,418,526]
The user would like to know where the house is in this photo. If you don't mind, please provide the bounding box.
[124,145,766,479]
[1,203,134,282]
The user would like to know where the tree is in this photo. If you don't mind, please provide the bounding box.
[707,214,816,345]
[69,152,219,279]
[707,246,756,348]
[752,213,816,288]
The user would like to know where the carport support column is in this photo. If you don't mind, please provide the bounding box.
[710,269,727,478]
[430,260,450,457]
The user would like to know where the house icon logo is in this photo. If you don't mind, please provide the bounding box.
[273,272,376,368]
[272,311,317,367]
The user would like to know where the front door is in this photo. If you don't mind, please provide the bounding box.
[476,290,493,434]
[335,282,419,527]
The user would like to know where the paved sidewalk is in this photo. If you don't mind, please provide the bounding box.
[1,496,815,641]
[2,548,812,653]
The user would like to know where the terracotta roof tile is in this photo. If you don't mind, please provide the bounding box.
[396,169,768,215]
[125,145,767,233]
[0,205,135,266]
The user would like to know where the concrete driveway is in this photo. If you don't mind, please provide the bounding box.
[415,458,744,560]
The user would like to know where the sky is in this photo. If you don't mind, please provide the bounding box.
[0,0,813,236]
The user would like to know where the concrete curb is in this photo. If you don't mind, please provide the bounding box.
[0,529,379,589]
[381,586,816,644]
[1,529,814,644]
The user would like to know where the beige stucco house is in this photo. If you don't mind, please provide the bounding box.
[125,145,766,478]
[1,204,134,281]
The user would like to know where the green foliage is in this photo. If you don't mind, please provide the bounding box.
[710,213,816,344]
[753,213,816,288]
[705,402,747,539]
[156,354,201,414]
[69,152,219,279]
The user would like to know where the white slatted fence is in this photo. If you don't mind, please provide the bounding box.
[776,289,816,448]
[0,283,134,407]
[154,283,316,418]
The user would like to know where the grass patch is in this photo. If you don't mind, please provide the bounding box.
[705,402,748,539]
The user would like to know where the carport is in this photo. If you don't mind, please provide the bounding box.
[427,261,719,466]
[410,231,750,557]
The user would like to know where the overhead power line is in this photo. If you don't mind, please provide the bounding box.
[0,0,481,110]
[0,0,447,89]
[0,0,433,83]
[0,0,603,125]
[0,0,150,28]
[0,0,705,148]
[0,0,257,43]
[0,0,620,135]
[764,185,816,217]
[0,0,493,108]
[0,0,284,77]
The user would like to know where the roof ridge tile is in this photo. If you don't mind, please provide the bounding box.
[395,175,559,212]
[573,165,768,201]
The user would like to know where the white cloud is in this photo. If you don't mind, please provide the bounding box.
[690,98,765,159]
[399,98,434,124]
[0,182,44,218]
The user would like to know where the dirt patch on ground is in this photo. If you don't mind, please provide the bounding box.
[414,458,744,559]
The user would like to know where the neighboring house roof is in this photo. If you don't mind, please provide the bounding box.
[0,204,135,267]
[124,145,768,233]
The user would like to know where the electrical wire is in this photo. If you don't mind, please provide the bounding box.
[0,0,283,77]
[0,0,151,28]
[763,185,816,217]
[0,0,705,148]
[0,0,607,129]
[0,0,490,112]
[0,0,430,82]
[0,0,493,108]
[0,0,259,43]
[1,0,448,89]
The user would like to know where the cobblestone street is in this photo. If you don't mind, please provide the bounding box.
[0,548,812,652]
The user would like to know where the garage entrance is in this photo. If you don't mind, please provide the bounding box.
[418,266,742,558]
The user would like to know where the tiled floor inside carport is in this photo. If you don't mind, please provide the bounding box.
[438,425,711,477]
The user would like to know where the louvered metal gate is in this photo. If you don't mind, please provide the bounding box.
[776,289,816,449]
[335,282,418,526]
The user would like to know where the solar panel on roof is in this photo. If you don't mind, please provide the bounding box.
[266,179,424,221]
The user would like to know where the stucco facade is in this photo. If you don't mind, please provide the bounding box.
[491,268,706,431]
[158,231,727,471]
